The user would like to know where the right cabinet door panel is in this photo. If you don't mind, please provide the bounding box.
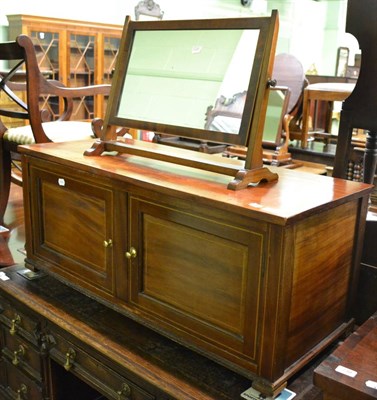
[127,195,267,369]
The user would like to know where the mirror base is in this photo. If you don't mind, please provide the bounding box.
[84,138,278,191]
[227,167,279,190]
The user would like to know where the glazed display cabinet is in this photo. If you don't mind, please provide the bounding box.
[7,15,122,121]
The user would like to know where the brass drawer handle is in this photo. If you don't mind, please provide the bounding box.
[10,314,21,336]
[125,247,137,259]
[117,382,131,400]
[104,239,113,248]
[64,348,76,371]
[12,345,25,366]
[15,383,27,400]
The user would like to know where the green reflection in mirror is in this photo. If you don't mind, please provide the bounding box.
[262,88,287,144]
[117,28,259,134]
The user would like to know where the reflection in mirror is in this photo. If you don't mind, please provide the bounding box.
[116,28,259,137]
[262,87,290,146]
[223,86,291,163]
[205,91,246,134]
[205,87,290,146]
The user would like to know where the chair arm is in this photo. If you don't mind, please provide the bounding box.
[40,79,111,98]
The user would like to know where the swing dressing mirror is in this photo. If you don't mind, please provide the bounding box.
[87,12,279,189]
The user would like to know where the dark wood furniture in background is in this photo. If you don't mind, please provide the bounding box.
[0,35,112,236]
[7,15,122,121]
[18,139,372,397]
[0,264,251,400]
[313,311,377,400]
[301,82,355,148]
[355,215,377,326]
[332,0,377,187]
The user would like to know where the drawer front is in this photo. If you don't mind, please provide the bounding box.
[1,327,42,382]
[0,358,43,400]
[49,331,155,400]
[0,296,40,346]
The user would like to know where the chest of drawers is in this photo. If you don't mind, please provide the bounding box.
[0,265,250,399]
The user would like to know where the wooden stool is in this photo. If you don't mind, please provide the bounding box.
[314,312,377,399]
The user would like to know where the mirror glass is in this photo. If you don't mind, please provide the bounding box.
[106,17,275,147]
[262,87,290,145]
[117,29,259,138]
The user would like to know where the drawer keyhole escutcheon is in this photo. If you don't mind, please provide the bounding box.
[104,239,113,248]
[64,348,76,371]
[117,382,131,399]
[12,345,25,366]
[15,383,27,400]
[10,314,21,335]
[125,247,137,259]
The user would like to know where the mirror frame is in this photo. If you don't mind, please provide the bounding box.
[86,12,280,190]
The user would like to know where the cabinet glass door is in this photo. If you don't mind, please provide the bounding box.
[30,30,60,120]
[103,36,120,84]
[69,33,95,120]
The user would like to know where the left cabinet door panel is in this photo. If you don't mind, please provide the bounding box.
[26,161,116,298]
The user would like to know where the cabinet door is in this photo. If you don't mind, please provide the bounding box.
[127,195,266,371]
[68,32,96,120]
[30,30,61,121]
[26,162,116,298]
[98,34,121,117]
[103,35,120,84]
[29,30,60,79]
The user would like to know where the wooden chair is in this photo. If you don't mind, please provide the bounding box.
[271,53,311,144]
[0,34,112,230]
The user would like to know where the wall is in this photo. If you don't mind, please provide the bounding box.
[0,0,356,76]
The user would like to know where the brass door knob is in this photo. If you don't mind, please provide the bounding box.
[125,247,137,259]
[104,239,113,248]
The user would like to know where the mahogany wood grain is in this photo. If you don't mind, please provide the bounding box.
[19,139,372,396]
[20,140,371,225]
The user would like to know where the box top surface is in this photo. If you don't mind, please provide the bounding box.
[20,140,373,225]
